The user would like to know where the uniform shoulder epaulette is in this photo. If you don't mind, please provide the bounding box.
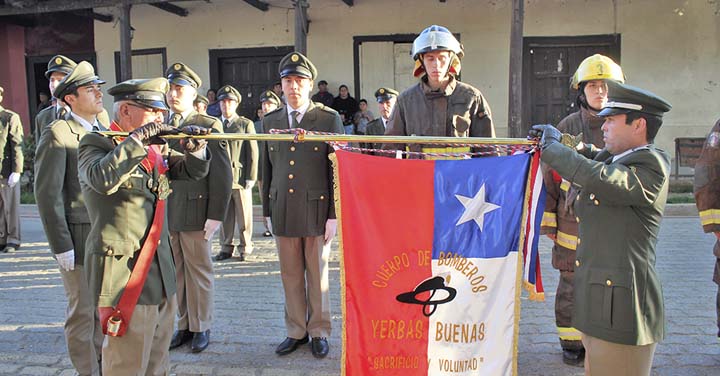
[194,113,220,124]
[316,103,339,115]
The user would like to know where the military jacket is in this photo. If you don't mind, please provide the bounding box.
[167,111,232,232]
[0,105,24,178]
[35,105,109,145]
[693,118,720,284]
[79,133,210,307]
[541,107,605,271]
[542,142,668,346]
[364,118,386,151]
[34,115,98,262]
[261,102,344,237]
[223,115,258,189]
[384,77,495,154]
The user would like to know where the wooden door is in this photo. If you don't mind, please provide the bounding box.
[522,35,621,132]
[210,46,293,120]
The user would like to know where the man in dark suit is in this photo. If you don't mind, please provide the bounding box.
[364,87,398,151]
[531,81,671,375]
[35,61,105,376]
[164,62,232,353]
[79,77,210,374]
[262,52,344,358]
[214,85,258,262]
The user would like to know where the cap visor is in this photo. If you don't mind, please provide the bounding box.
[169,77,194,87]
[597,107,632,117]
[140,100,169,111]
[280,68,312,79]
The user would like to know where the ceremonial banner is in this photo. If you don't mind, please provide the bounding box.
[334,149,545,375]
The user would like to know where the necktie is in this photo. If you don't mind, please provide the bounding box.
[171,113,182,128]
[223,119,229,130]
[290,111,300,129]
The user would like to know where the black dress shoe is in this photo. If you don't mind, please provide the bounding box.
[191,330,210,353]
[238,252,246,262]
[562,349,585,367]
[213,252,232,262]
[311,337,329,358]
[169,329,192,349]
[275,334,309,355]
[263,230,272,237]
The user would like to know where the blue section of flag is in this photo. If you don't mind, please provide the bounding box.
[432,154,531,260]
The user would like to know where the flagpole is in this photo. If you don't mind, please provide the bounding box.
[96,131,537,145]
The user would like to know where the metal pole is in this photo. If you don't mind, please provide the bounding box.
[96,132,536,145]
[119,1,133,81]
[294,0,307,54]
[507,0,524,138]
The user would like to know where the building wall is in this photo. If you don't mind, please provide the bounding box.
[95,0,720,153]
[0,23,30,134]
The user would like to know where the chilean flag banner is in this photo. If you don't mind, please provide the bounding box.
[333,149,545,376]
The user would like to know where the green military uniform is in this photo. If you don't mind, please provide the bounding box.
[541,106,606,358]
[34,55,109,145]
[0,90,24,250]
[79,78,211,375]
[261,53,343,358]
[216,85,258,259]
[164,63,232,348]
[537,81,671,375]
[693,117,720,337]
[363,87,398,151]
[34,61,105,376]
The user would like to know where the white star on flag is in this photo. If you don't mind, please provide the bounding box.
[455,183,501,231]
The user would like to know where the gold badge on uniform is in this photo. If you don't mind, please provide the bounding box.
[55,57,62,65]
[157,175,172,200]
[291,54,299,62]
[174,63,182,70]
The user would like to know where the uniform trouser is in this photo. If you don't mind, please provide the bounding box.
[102,295,176,376]
[0,179,20,245]
[220,188,253,255]
[61,223,102,376]
[170,230,214,332]
[60,264,103,376]
[581,333,656,376]
[276,236,331,339]
[556,270,584,351]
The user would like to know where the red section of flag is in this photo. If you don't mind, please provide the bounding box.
[337,150,434,375]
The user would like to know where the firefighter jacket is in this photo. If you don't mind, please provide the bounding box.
[693,118,720,284]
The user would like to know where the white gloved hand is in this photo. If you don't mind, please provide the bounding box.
[265,217,273,234]
[7,172,20,188]
[56,249,75,271]
[203,218,223,240]
[324,219,338,245]
[244,180,256,190]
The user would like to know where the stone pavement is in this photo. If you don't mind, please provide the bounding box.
[0,206,718,375]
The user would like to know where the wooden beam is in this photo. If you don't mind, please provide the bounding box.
[118,2,133,81]
[150,2,189,17]
[294,0,308,55]
[243,0,269,12]
[507,0,524,137]
[72,10,114,22]
[341,0,354,6]
[0,0,196,16]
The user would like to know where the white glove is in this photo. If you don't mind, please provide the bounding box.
[56,249,75,271]
[7,172,20,188]
[203,218,223,240]
[265,217,273,234]
[324,219,338,245]
[244,180,256,190]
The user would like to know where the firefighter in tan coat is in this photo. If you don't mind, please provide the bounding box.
[694,118,720,339]
[540,54,625,365]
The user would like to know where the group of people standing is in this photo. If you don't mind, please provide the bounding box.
[1,21,716,376]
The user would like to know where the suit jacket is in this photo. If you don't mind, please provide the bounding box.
[223,115,258,188]
[261,102,344,237]
[542,142,669,346]
[0,106,24,178]
[166,110,232,231]
[35,105,109,146]
[364,117,386,151]
[34,115,98,262]
[78,133,209,307]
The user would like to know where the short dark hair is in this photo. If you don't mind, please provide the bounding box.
[339,84,348,90]
[626,112,663,143]
[62,88,80,109]
[359,99,367,105]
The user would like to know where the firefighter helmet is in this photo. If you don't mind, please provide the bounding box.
[570,54,625,89]
[411,25,463,78]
